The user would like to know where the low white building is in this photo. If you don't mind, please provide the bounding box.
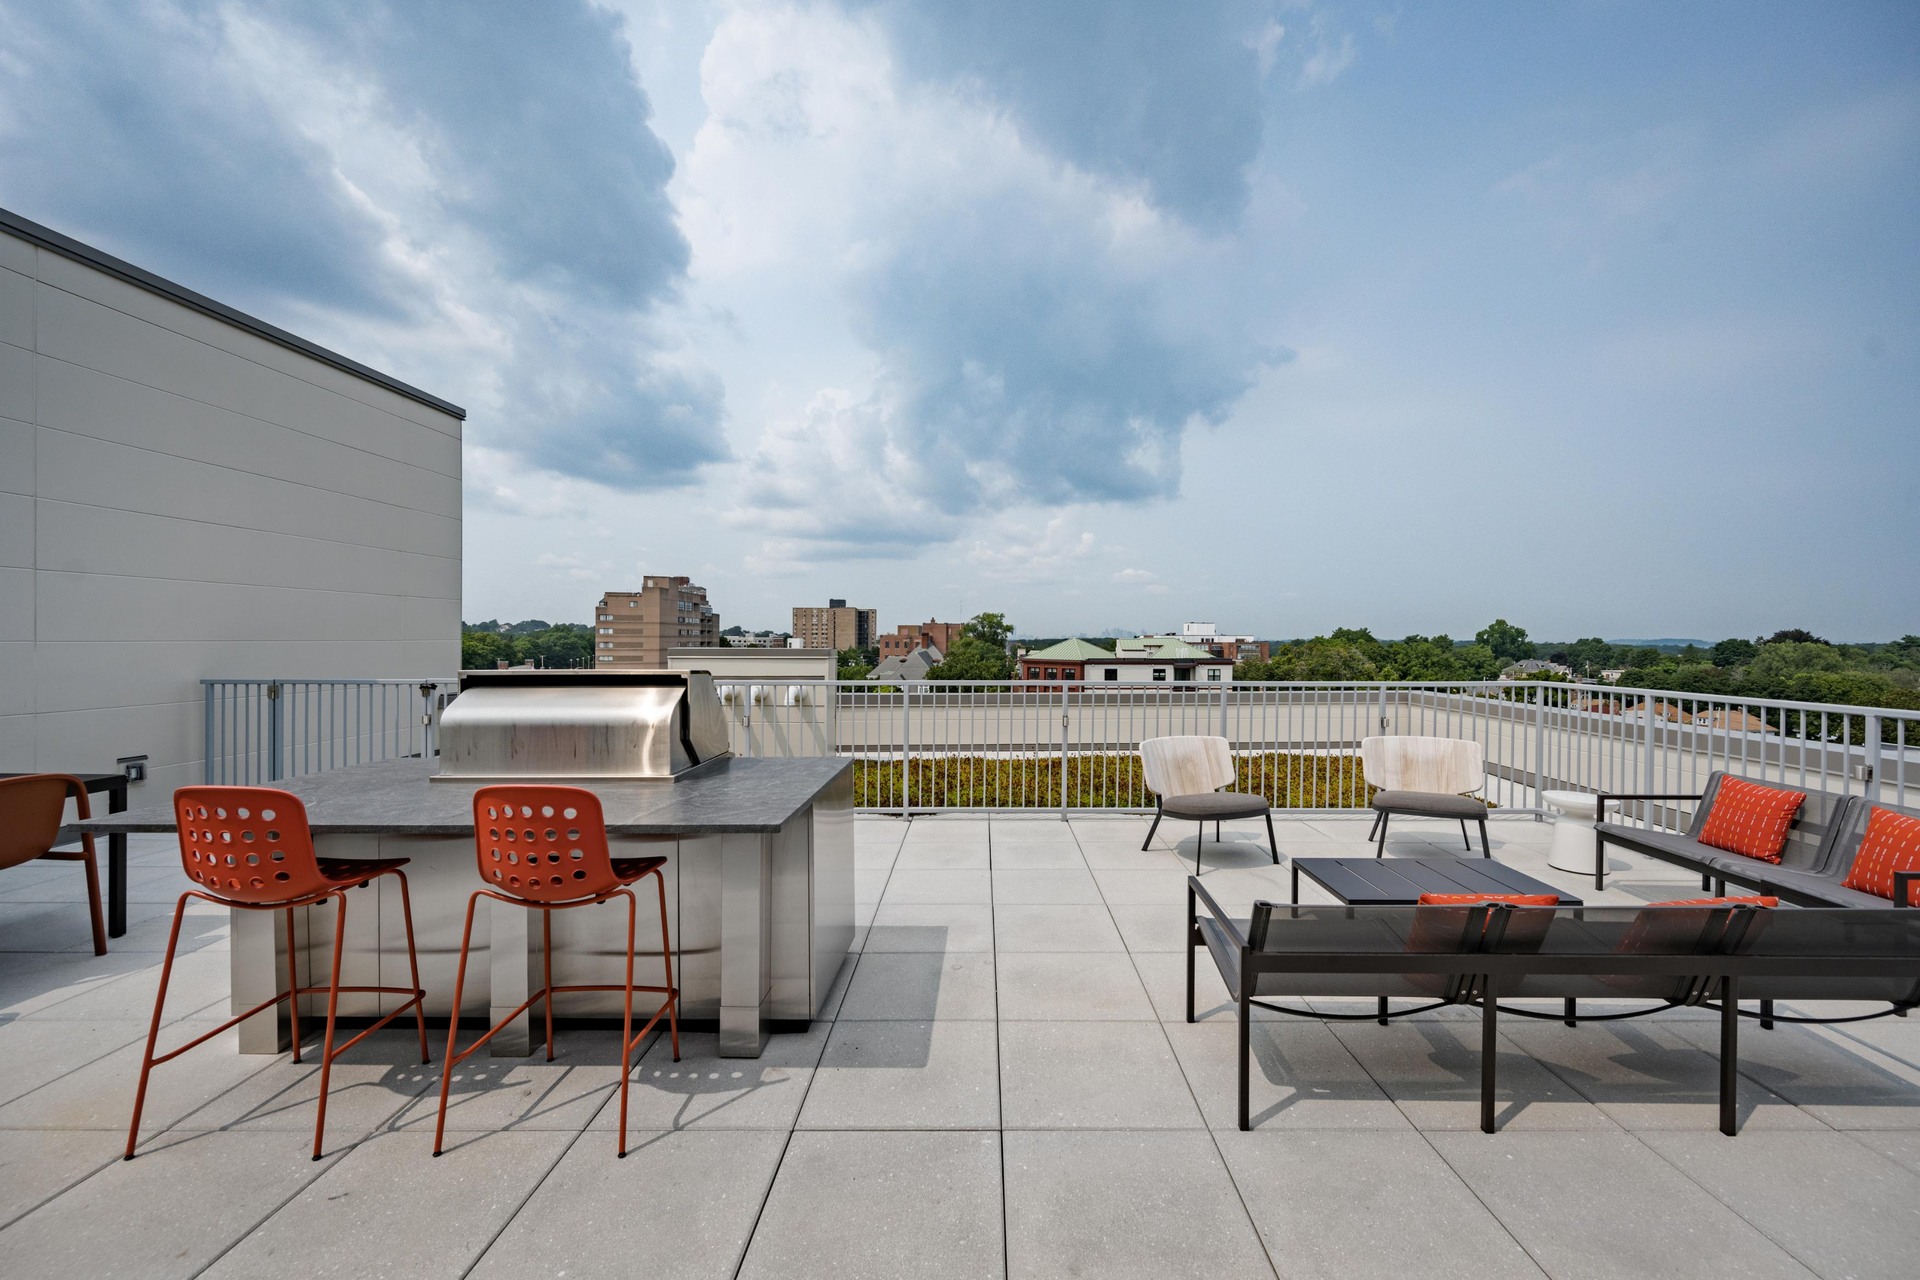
[1099,637,1233,684]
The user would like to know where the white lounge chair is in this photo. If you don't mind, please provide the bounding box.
[1139,735,1278,875]
[1360,735,1490,858]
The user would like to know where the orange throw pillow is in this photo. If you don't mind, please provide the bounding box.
[1842,807,1920,905]
[1697,778,1804,863]
[1650,896,1779,908]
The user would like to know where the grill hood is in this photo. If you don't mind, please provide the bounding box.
[434,669,731,782]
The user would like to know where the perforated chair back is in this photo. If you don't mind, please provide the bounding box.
[473,785,622,902]
[1361,736,1484,795]
[0,774,87,871]
[174,786,326,903]
[1140,736,1236,798]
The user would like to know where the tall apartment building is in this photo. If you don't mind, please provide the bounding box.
[791,598,877,652]
[594,577,718,667]
[877,619,965,660]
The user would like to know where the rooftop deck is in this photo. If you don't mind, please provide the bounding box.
[3,814,1918,1277]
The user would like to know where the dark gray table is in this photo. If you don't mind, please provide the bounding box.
[1291,856,1582,907]
[7,771,131,938]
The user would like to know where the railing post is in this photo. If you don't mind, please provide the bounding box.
[1059,681,1070,821]
[1865,713,1883,803]
[1533,682,1546,818]
[418,681,438,761]
[901,681,912,818]
[1642,691,1657,827]
[203,680,216,784]
[266,681,283,782]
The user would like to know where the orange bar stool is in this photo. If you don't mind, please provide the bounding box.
[127,786,429,1161]
[434,785,680,1158]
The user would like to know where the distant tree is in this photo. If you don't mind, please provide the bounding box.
[1743,641,1846,692]
[1451,643,1502,681]
[1763,629,1829,646]
[836,646,876,680]
[518,627,593,668]
[1711,637,1758,668]
[1475,619,1533,665]
[461,630,510,670]
[962,612,1014,649]
[927,635,1012,680]
[1269,642,1379,681]
[1561,637,1618,676]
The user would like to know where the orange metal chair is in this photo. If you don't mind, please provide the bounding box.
[126,786,429,1161]
[434,785,680,1158]
[0,774,107,955]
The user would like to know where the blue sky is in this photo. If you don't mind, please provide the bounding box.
[3,1,1915,640]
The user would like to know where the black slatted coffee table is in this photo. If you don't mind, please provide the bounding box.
[1290,856,1582,907]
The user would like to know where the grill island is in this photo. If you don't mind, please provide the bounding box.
[79,670,853,1059]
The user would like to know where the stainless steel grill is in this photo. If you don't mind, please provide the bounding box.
[433,669,730,782]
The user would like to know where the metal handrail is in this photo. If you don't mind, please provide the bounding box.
[201,676,1920,817]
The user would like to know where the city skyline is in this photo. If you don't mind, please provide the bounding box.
[4,1,1914,638]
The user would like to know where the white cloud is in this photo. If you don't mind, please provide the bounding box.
[963,514,1099,584]
[1297,24,1354,89]
[534,552,609,583]
[687,2,1282,564]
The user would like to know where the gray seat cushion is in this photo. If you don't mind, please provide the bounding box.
[1596,822,1796,884]
[1161,791,1270,820]
[1755,865,1896,909]
[1370,790,1487,819]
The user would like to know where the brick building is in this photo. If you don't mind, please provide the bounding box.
[877,619,966,660]
[792,599,877,652]
[594,577,718,667]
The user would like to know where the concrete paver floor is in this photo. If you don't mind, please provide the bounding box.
[3,813,1919,1278]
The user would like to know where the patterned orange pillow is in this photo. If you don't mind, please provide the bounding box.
[1697,778,1804,862]
[1650,896,1779,908]
[1842,807,1920,905]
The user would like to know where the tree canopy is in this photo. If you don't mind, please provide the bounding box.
[460,621,592,669]
[927,612,1016,680]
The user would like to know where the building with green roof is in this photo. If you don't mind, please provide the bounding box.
[1018,637,1232,684]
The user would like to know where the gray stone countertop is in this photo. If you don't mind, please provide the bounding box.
[73,756,852,837]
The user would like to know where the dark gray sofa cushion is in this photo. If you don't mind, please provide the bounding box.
[1756,865,1896,908]
[1161,791,1270,819]
[1370,790,1487,819]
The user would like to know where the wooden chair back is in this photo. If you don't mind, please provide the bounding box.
[1361,736,1484,795]
[1140,736,1236,798]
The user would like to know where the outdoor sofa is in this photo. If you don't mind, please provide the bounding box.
[1593,771,1920,906]
[1186,880,1920,1135]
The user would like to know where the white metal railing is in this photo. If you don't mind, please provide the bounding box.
[202,678,455,785]
[711,679,1920,824]
[200,679,1919,832]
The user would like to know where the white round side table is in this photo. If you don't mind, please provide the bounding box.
[1542,790,1603,875]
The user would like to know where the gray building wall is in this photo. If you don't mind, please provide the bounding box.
[0,210,464,796]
